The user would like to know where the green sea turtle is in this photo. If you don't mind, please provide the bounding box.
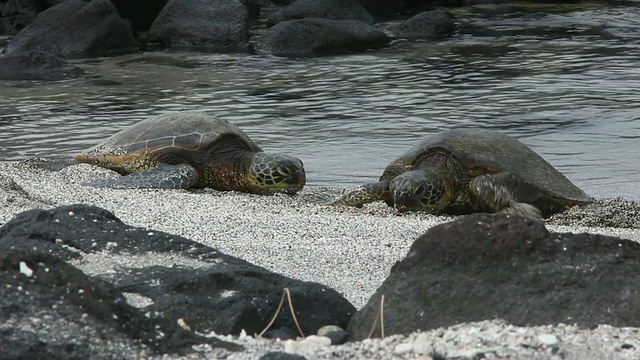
[334,129,593,219]
[75,112,306,195]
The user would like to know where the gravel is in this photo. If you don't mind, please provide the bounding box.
[1,159,640,359]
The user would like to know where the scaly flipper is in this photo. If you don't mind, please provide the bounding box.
[332,181,392,207]
[470,172,543,220]
[85,163,199,189]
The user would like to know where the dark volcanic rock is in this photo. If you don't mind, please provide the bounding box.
[0,249,242,359]
[148,0,249,52]
[0,204,356,340]
[262,326,299,340]
[1,0,44,34]
[348,213,640,340]
[255,18,390,57]
[0,249,139,359]
[0,51,84,80]
[390,9,456,40]
[238,0,271,24]
[260,352,308,360]
[267,0,374,28]
[4,0,137,56]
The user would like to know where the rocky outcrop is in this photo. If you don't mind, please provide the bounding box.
[267,0,374,28]
[349,213,640,340]
[1,0,42,34]
[254,18,390,57]
[0,248,242,359]
[0,51,84,80]
[0,204,355,357]
[390,9,456,40]
[148,0,249,52]
[0,3,4,34]
[0,0,66,34]
[4,0,137,56]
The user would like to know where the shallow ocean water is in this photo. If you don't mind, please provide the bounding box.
[0,4,638,200]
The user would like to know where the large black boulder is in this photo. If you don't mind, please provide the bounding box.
[267,0,374,28]
[348,213,640,340]
[148,0,249,52]
[0,51,84,80]
[1,0,43,34]
[4,0,137,56]
[0,249,241,359]
[390,9,456,40]
[0,204,356,341]
[254,18,390,57]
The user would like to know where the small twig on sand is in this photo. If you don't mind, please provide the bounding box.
[257,289,287,338]
[257,288,306,338]
[380,295,385,339]
[286,288,305,338]
[367,294,386,339]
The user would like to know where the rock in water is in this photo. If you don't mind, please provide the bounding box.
[267,0,374,28]
[148,0,249,52]
[0,51,84,80]
[390,10,456,40]
[254,18,390,57]
[4,0,137,56]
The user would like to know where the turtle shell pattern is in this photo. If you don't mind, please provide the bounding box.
[385,129,592,205]
[77,112,262,175]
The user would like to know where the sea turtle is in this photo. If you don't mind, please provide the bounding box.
[75,112,306,195]
[334,129,593,219]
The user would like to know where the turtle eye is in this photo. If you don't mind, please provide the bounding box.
[277,165,291,175]
[414,183,426,195]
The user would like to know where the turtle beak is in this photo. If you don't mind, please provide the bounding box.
[393,192,423,212]
[280,169,305,196]
[284,169,306,187]
[393,192,410,212]
[298,170,306,187]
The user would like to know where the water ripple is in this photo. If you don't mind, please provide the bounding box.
[0,6,639,199]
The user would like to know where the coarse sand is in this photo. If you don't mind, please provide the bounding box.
[1,159,640,359]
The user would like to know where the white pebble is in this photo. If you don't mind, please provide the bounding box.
[393,342,414,355]
[19,261,33,277]
[538,334,560,346]
[413,333,433,354]
[284,335,332,354]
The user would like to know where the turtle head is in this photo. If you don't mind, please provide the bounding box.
[249,153,306,195]
[389,170,447,213]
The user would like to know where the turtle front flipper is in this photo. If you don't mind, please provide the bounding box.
[85,163,199,189]
[469,172,543,220]
[332,181,392,207]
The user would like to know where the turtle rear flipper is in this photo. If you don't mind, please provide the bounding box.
[470,172,543,220]
[86,163,199,189]
[333,181,392,207]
